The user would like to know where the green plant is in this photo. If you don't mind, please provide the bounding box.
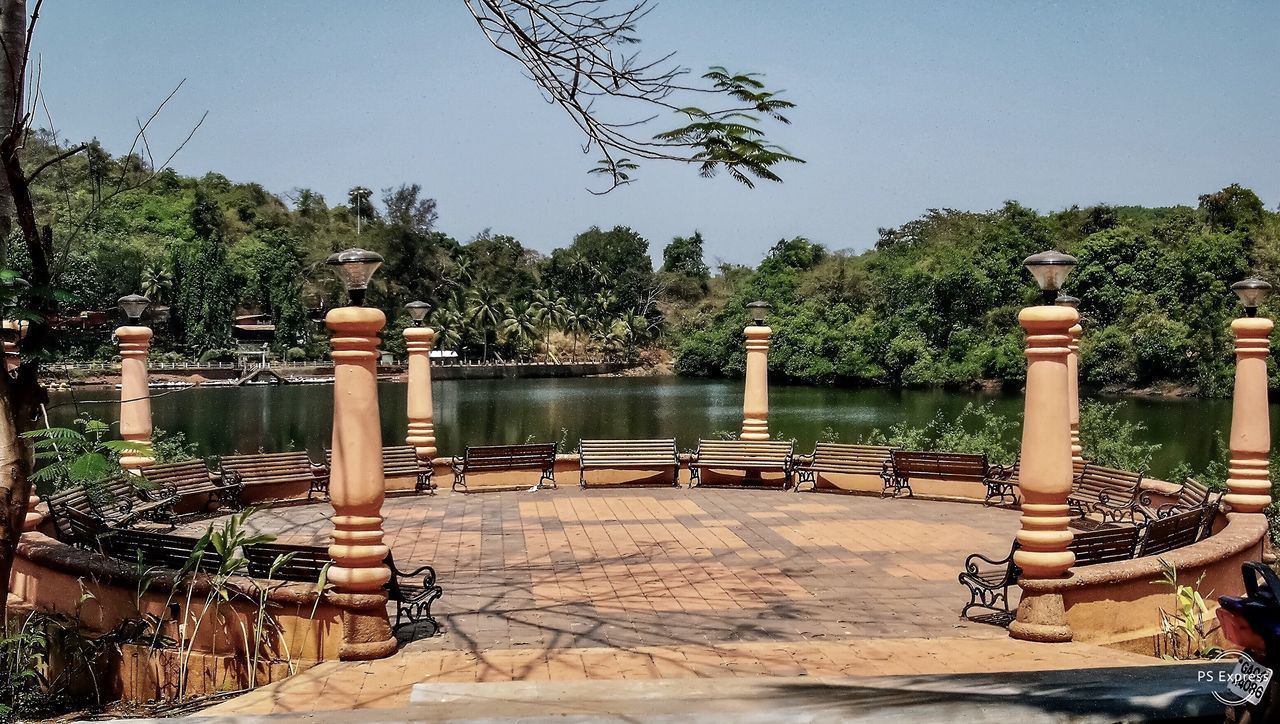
[22,415,150,491]
[151,427,200,463]
[1078,401,1162,473]
[860,402,1018,462]
[1154,559,1221,660]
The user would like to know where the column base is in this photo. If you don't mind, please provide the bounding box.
[740,420,770,441]
[332,591,398,661]
[1009,586,1072,643]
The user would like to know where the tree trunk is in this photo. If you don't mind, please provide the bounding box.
[0,0,24,222]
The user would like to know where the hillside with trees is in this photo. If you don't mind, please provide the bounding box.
[16,131,1280,396]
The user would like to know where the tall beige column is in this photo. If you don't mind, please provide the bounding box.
[1225,278,1274,515]
[404,325,437,461]
[326,304,396,659]
[740,324,771,441]
[1011,251,1077,643]
[1056,295,1084,468]
[116,325,154,473]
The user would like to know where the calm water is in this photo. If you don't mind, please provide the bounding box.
[46,377,1254,478]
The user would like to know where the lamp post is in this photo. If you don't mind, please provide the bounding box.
[1010,250,1078,643]
[403,301,437,480]
[1224,277,1273,515]
[1056,294,1084,469]
[116,294,154,474]
[325,248,396,660]
[740,301,772,441]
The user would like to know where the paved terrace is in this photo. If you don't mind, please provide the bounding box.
[188,487,1164,717]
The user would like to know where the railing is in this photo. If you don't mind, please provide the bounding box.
[43,359,617,372]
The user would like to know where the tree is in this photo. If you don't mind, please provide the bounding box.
[546,225,654,313]
[562,300,594,362]
[170,189,235,351]
[381,183,438,235]
[500,300,540,357]
[465,287,506,362]
[1199,183,1265,232]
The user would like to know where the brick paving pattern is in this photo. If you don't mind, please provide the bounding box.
[193,487,1168,717]
[202,486,1022,653]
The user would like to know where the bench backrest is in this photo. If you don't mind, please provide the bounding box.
[1074,464,1142,497]
[101,528,212,571]
[694,440,794,467]
[579,439,678,465]
[1180,478,1225,510]
[891,450,988,482]
[1069,525,1141,566]
[46,487,102,544]
[220,451,321,486]
[242,541,332,583]
[324,446,425,477]
[139,459,214,490]
[1139,507,1205,557]
[462,443,558,471]
[806,443,894,474]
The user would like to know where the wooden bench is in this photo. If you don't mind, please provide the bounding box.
[578,439,679,488]
[688,439,794,489]
[140,459,243,517]
[77,476,178,528]
[1137,507,1207,557]
[46,487,108,548]
[99,530,444,635]
[1142,478,1224,539]
[885,450,1013,503]
[959,525,1141,624]
[792,443,894,493]
[220,451,329,500]
[325,446,434,494]
[450,443,558,492]
[1069,464,1147,525]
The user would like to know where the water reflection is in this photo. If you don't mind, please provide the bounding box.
[47,377,1257,478]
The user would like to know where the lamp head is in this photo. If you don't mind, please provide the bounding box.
[118,294,151,322]
[1054,294,1080,310]
[405,300,430,326]
[747,301,770,325]
[326,248,383,306]
[1024,250,1077,305]
[1232,277,1271,317]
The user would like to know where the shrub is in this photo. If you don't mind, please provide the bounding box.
[284,346,307,362]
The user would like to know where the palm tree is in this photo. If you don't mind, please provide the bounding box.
[529,290,568,360]
[563,300,594,362]
[430,306,464,353]
[500,301,541,359]
[141,261,172,304]
[465,288,505,362]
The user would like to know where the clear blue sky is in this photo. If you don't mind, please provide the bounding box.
[33,1,1280,265]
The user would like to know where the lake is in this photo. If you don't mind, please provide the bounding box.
[46,377,1253,478]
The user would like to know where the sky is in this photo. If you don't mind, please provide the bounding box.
[31,1,1280,266]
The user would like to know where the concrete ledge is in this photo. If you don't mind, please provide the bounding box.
[393,667,1234,722]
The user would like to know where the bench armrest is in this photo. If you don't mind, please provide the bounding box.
[794,453,815,467]
[963,544,1017,574]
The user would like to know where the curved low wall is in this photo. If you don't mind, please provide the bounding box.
[10,531,358,700]
[1022,513,1267,651]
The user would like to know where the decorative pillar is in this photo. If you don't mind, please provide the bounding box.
[1224,278,1274,514]
[1010,251,1077,643]
[1056,295,1084,468]
[404,325,437,461]
[325,248,395,660]
[740,301,772,441]
[116,324,154,473]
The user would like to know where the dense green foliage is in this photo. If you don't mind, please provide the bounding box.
[19,128,1280,395]
[674,188,1280,395]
